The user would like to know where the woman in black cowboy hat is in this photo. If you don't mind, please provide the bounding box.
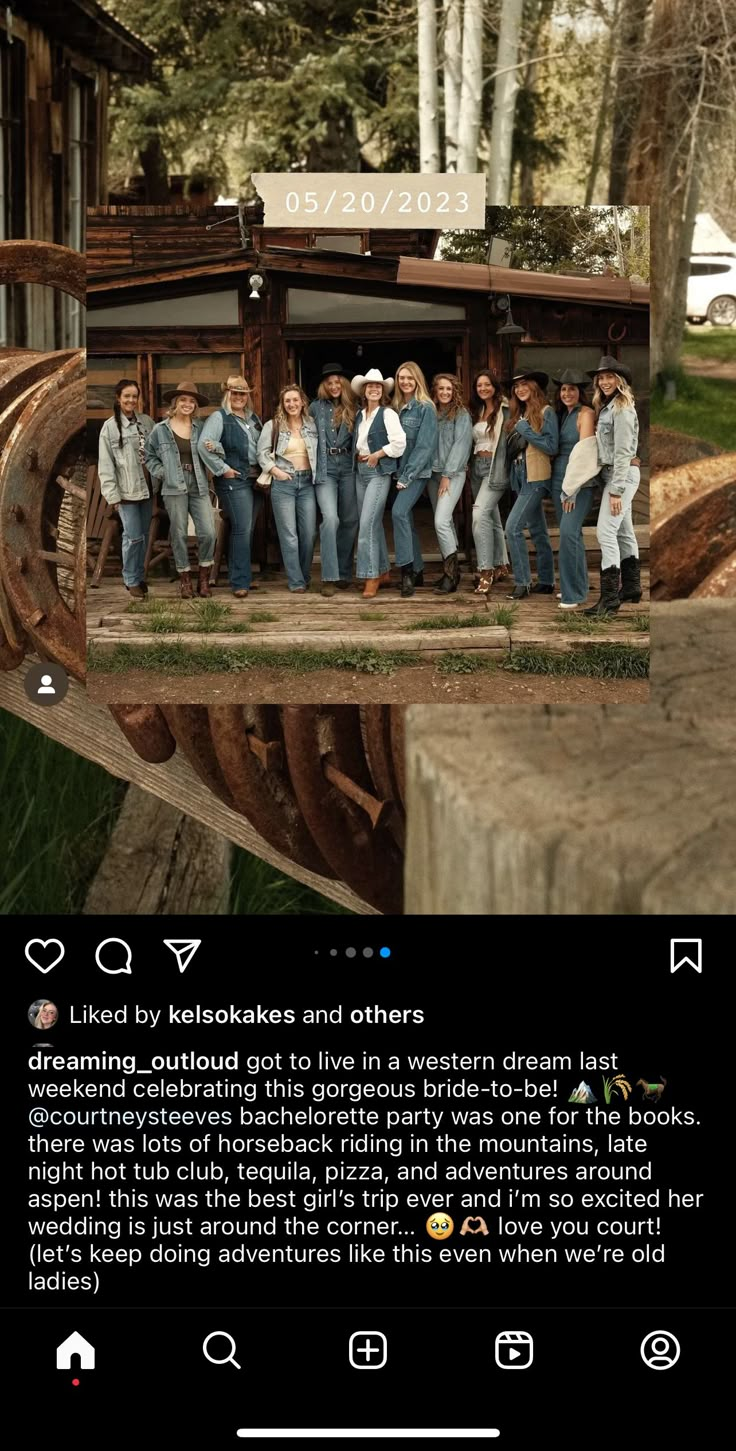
[144,380,217,598]
[503,370,559,599]
[551,369,597,609]
[583,356,642,616]
[309,363,359,596]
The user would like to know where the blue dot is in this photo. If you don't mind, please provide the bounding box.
[379,946,391,958]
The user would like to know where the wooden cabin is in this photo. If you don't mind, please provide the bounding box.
[87,208,650,527]
[0,2,152,348]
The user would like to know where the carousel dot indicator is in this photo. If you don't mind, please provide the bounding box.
[363,947,374,958]
[330,949,338,957]
[346,947,357,958]
[380,947,391,958]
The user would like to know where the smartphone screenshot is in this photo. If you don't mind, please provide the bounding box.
[6,916,727,1446]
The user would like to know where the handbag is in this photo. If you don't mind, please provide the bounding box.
[505,429,527,461]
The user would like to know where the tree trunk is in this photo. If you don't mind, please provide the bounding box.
[442,0,462,171]
[457,0,484,172]
[585,8,619,205]
[609,0,653,202]
[306,102,361,170]
[417,0,441,171]
[487,0,523,204]
[138,132,170,204]
[519,0,553,205]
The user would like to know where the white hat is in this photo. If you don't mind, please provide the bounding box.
[351,368,394,396]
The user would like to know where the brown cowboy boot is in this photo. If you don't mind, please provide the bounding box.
[197,566,212,598]
[179,572,193,599]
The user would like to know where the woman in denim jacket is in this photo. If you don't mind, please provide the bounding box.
[258,385,318,593]
[309,363,359,597]
[144,380,217,598]
[427,374,473,594]
[197,374,262,598]
[98,379,155,600]
[584,355,641,616]
[503,371,559,600]
[390,361,438,598]
[552,370,597,610]
[469,370,510,595]
[351,369,407,599]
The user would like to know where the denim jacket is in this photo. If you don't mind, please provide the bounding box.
[309,398,354,487]
[258,417,318,477]
[396,398,437,486]
[433,408,473,476]
[596,400,639,495]
[98,413,156,505]
[145,417,210,497]
[197,408,263,479]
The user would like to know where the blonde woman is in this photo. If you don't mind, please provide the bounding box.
[145,380,217,598]
[503,370,559,600]
[197,375,262,597]
[257,385,318,593]
[351,369,407,599]
[584,355,641,616]
[428,374,473,593]
[33,1000,58,1029]
[309,363,359,596]
[391,361,437,597]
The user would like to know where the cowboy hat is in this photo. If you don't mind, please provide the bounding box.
[588,355,633,384]
[320,361,347,378]
[552,368,590,388]
[351,368,395,395]
[163,379,210,407]
[510,370,549,390]
[224,374,251,393]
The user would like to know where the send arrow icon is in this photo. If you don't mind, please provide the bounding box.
[164,939,202,973]
[670,938,702,973]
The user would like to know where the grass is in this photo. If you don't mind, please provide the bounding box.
[249,610,277,623]
[490,604,519,628]
[651,369,736,452]
[557,613,609,635]
[0,714,126,913]
[129,599,251,634]
[504,645,649,678]
[408,612,490,632]
[230,853,352,914]
[631,613,650,633]
[681,326,736,363]
[435,652,496,675]
[359,610,387,620]
[88,641,420,676]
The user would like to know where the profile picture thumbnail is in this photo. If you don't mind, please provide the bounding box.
[29,999,59,1030]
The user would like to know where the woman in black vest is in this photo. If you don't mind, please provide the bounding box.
[197,374,262,597]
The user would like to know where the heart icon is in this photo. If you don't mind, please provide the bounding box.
[25,939,65,973]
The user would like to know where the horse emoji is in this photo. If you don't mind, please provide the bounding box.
[636,1077,667,1102]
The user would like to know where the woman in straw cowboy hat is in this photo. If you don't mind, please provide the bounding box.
[309,363,359,596]
[351,369,407,599]
[551,369,597,609]
[197,374,263,598]
[145,380,217,598]
[583,356,642,616]
[503,370,559,599]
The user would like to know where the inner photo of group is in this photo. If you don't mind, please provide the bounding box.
[85,205,650,706]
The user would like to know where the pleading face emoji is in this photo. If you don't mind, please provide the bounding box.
[426,1211,454,1240]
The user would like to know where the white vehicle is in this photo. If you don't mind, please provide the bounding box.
[687,255,736,326]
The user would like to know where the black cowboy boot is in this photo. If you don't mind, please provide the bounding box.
[400,564,415,598]
[584,564,621,616]
[619,554,642,603]
[434,553,458,594]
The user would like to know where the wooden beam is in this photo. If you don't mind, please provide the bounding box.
[0,662,374,914]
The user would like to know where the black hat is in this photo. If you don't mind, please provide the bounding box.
[510,370,549,390]
[552,369,590,388]
[320,361,346,378]
[588,355,633,385]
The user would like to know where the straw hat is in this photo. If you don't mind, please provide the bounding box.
[351,368,394,396]
[163,379,210,406]
[224,375,251,393]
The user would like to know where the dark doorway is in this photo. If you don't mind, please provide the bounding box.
[293,336,461,400]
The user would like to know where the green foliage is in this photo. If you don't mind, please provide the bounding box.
[230,850,352,914]
[435,652,495,674]
[651,374,736,452]
[442,206,648,276]
[504,645,649,677]
[88,641,420,673]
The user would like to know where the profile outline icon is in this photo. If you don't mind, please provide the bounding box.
[37,674,56,696]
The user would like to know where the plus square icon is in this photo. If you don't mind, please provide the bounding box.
[349,1331,388,1369]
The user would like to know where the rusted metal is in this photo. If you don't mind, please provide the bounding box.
[322,756,394,831]
[692,554,736,597]
[0,240,86,303]
[160,706,239,812]
[651,465,736,599]
[108,705,177,763]
[360,704,406,837]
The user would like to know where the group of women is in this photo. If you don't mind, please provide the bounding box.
[97,355,641,614]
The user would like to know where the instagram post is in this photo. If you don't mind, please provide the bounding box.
[5,916,729,1444]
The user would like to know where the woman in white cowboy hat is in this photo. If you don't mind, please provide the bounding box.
[503,370,559,599]
[351,369,407,599]
[144,380,217,598]
[309,362,359,596]
[583,356,642,616]
[551,369,597,609]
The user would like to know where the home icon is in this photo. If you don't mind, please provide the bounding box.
[57,1331,95,1370]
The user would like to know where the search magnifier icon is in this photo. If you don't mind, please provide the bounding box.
[203,1331,241,1370]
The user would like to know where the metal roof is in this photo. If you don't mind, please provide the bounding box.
[397,256,650,307]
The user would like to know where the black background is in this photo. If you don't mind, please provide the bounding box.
[3,916,729,1446]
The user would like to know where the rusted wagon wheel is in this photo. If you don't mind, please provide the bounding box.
[651,462,736,598]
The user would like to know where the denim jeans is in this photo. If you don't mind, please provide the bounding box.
[558,485,594,603]
[215,479,253,591]
[164,487,217,573]
[117,498,153,587]
[315,459,359,581]
[355,463,391,579]
[505,481,555,588]
[391,473,426,571]
[271,470,316,590]
[472,475,508,570]
[597,466,640,570]
[427,471,465,558]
